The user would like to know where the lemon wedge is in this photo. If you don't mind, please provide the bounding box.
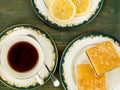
[72,0,91,16]
[49,0,76,23]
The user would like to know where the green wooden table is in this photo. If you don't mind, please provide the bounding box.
[0,0,119,90]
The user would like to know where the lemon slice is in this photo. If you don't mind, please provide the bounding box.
[72,0,91,16]
[49,0,76,23]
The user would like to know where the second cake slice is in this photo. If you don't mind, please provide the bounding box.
[78,64,106,90]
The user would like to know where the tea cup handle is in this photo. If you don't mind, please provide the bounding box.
[35,74,44,85]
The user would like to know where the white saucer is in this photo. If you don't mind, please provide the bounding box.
[0,24,58,89]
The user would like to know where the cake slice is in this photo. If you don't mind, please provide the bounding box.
[78,64,106,90]
[86,41,120,76]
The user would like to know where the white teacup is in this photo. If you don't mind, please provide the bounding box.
[0,35,44,84]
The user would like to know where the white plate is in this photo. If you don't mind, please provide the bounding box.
[60,32,120,90]
[31,0,104,28]
[0,24,58,89]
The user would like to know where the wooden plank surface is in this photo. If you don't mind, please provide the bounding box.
[0,0,120,90]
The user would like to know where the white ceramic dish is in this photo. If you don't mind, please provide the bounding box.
[31,0,104,28]
[60,32,120,90]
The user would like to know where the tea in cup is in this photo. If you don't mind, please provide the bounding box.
[0,35,44,84]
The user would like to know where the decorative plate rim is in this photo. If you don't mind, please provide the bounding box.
[31,0,104,29]
[59,32,120,90]
[0,24,58,90]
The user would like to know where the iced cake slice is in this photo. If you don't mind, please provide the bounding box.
[78,64,106,90]
[86,41,120,76]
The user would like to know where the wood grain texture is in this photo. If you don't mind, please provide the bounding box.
[0,0,120,90]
